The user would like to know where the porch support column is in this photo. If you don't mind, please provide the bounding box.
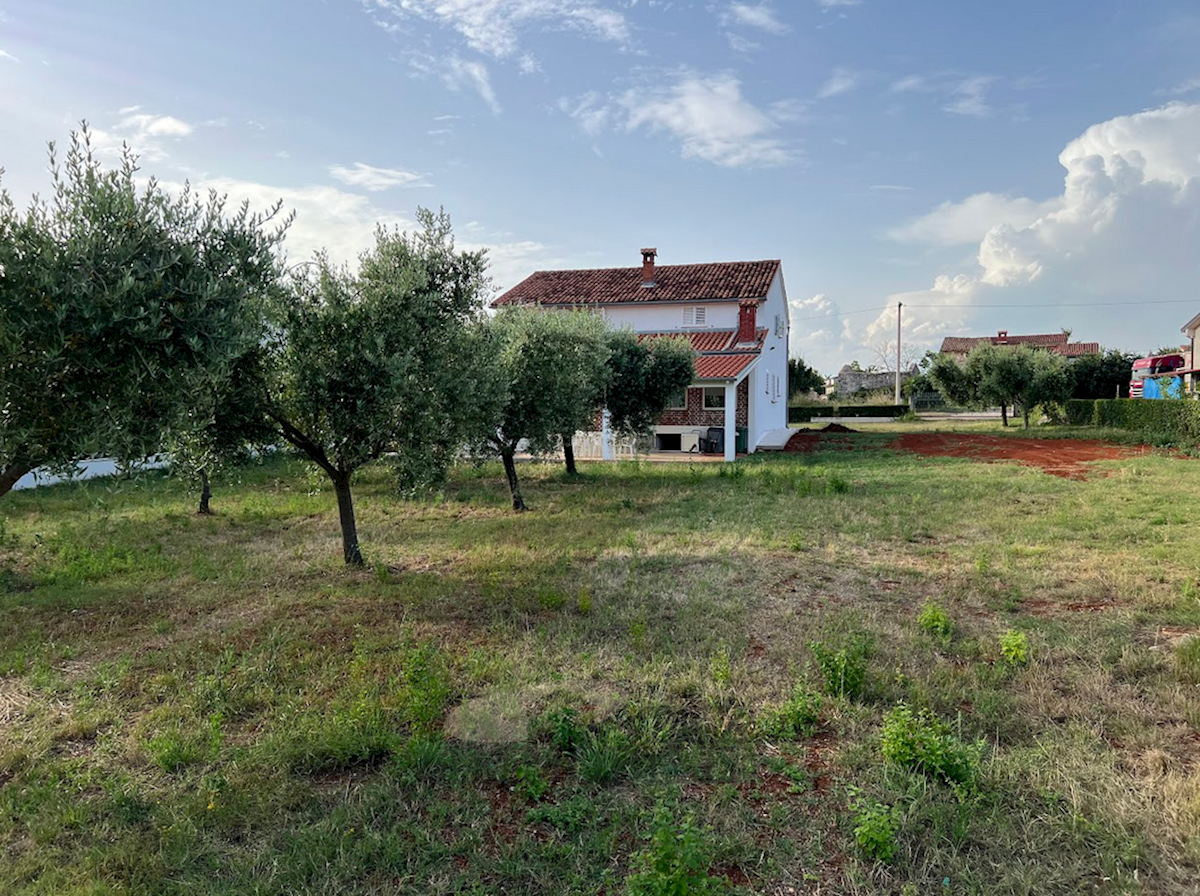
[724,383,736,462]
[601,409,613,460]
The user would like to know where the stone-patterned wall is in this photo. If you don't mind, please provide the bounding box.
[658,381,749,427]
[835,366,915,396]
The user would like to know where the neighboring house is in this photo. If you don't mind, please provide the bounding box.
[1177,312,1200,393]
[938,330,1099,363]
[492,248,790,460]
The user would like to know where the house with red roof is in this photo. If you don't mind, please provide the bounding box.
[492,248,790,460]
[938,330,1099,363]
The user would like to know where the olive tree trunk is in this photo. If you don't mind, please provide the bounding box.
[561,432,578,476]
[332,470,364,566]
[197,468,213,515]
[0,460,34,501]
[501,449,527,512]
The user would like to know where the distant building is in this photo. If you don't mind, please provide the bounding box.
[938,330,1098,363]
[835,365,917,397]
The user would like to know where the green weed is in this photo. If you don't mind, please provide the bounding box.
[880,703,983,794]
[999,629,1030,665]
[625,808,727,896]
[917,601,953,640]
[809,634,871,700]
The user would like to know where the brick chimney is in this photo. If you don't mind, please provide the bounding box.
[640,247,657,287]
[737,299,757,344]
[997,330,1009,344]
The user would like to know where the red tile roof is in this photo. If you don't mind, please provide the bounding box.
[939,333,1098,357]
[1051,342,1100,357]
[694,354,759,379]
[492,259,780,307]
[636,328,767,352]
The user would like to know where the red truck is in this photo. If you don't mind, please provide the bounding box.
[1129,353,1185,398]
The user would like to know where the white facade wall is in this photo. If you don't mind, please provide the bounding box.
[569,271,791,453]
[601,301,740,333]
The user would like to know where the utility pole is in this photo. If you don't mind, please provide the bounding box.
[894,302,903,404]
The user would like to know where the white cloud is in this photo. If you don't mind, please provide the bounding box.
[943,76,995,117]
[329,162,425,191]
[158,175,553,294]
[0,49,19,63]
[410,53,501,112]
[818,67,859,99]
[888,192,1061,247]
[563,72,798,168]
[367,0,632,59]
[1167,77,1200,96]
[871,102,1200,357]
[724,3,790,35]
[87,111,196,162]
[817,0,861,8]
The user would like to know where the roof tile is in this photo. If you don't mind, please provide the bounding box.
[492,260,780,306]
[694,354,759,379]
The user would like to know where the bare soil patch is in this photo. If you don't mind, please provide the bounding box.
[783,429,1147,479]
[894,433,1148,479]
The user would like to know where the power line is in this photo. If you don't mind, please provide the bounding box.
[794,297,1199,323]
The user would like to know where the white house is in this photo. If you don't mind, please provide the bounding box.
[492,248,790,460]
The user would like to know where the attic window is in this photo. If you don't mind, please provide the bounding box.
[683,306,707,328]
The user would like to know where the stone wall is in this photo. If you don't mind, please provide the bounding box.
[835,366,916,396]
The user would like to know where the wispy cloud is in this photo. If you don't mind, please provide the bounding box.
[723,3,790,35]
[817,0,861,8]
[366,0,632,59]
[818,67,860,99]
[870,184,914,192]
[1166,77,1200,95]
[329,162,425,191]
[561,71,799,168]
[944,76,996,117]
[410,54,501,113]
[0,48,19,63]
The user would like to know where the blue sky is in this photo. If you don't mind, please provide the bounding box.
[2,0,1198,373]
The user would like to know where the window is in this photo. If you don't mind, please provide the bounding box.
[703,387,725,409]
[682,305,707,328]
[774,314,783,337]
[666,387,688,410]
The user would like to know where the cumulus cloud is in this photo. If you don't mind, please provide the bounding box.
[329,162,425,191]
[88,111,196,162]
[366,0,632,59]
[888,193,1061,247]
[875,102,1200,356]
[158,175,553,294]
[561,71,798,168]
[723,3,790,35]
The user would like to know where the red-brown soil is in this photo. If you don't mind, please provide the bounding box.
[782,430,1149,479]
[894,433,1148,479]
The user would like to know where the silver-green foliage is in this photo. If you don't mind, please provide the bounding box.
[263,208,488,562]
[472,307,612,509]
[0,127,288,497]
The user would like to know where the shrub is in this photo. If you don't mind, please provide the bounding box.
[848,790,899,864]
[626,809,727,896]
[917,601,953,640]
[999,629,1030,665]
[880,703,983,792]
[1070,398,1200,444]
[760,686,822,738]
[809,635,871,700]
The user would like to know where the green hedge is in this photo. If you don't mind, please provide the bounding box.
[1066,398,1200,441]
[789,404,908,424]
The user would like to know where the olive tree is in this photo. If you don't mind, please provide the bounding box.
[932,345,1070,428]
[167,347,277,514]
[0,129,287,499]
[473,307,611,510]
[263,209,487,565]
[558,329,696,475]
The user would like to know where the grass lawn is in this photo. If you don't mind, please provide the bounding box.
[2,425,1199,895]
